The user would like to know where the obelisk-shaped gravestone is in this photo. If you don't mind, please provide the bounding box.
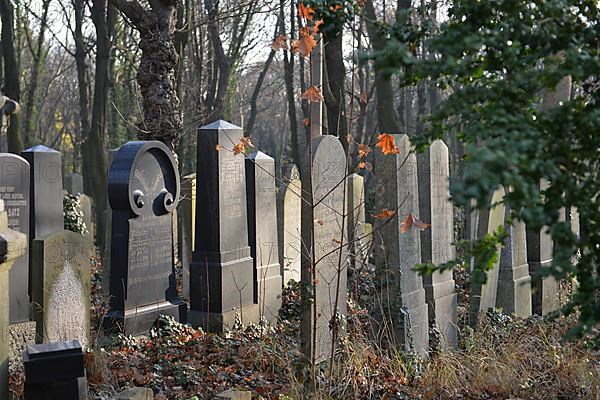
[304,135,347,363]
[469,187,505,323]
[246,151,282,322]
[103,141,185,335]
[0,154,30,323]
[189,121,258,332]
[497,203,532,317]
[374,135,429,354]
[281,169,301,284]
[418,140,458,350]
[0,200,27,399]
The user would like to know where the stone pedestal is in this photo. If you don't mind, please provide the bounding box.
[189,121,258,332]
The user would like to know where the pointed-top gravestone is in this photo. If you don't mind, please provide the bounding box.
[189,120,258,332]
[246,150,282,322]
[280,167,301,284]
[103,141,185,335]
[418,139,458,350]
[373,135,429,355]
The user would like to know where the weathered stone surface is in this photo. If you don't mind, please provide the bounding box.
[304,135,347,363]
[178,173,196,299]
[373,134,429,355]
[214,389,251,400]
[418,140,458,350]
[469,187,506,323]
[281,171,301,285]
[103,141,185,336]
[78,193,93,240]
[65,173,84,195]
[347,174,366,266]
[497,201,532,317]
[246,151,282,322]
[0,153,30,323]
[117,387,154,400]
[31,230,93,347]
[189,121,258,332]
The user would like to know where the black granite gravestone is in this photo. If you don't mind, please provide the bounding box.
[23,340,87,400]
[21,145,64,296]
[245,151,282,322]
[103,141,185,335]
[189,120,258,332]
[0,154,30,323]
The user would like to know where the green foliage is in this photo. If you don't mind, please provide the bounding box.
[63,192,88,235]
[373,0,600,336]
[302,0,359,38]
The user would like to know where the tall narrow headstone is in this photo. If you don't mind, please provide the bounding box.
[31,230,93,346]
[0,200,27,399]
[303,135,347,363]
[418,140,458,350]
[469,187,506,323]
[78,193,93,240]
[373,135,429,354]
[189,121,258,331]
[281,170,301,284]
[64,173,84,195]
[0,154,30,323]
[178,173,196,299]
[497,217,532,317]
[22,145,64,295]
[347,174,366,266]
[246,151,282,322]
[103,141,185,335]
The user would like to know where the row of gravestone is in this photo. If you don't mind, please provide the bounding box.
[0,146,95,399]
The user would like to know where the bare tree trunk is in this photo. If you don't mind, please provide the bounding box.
[323,32,349,153]
[0,0,23,153]
[73,0,90,171]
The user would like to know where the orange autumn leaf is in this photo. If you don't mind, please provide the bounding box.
[301,85,324,102]
[360,90,368,104]
[358,143,371,159]
[376,133,400,155]
[215,144,222,152]
[271,35,288,51]
[313,20,324,34]
[400,214,431,233]
[303,117,310,126]
[233,137,254,155]
[329,4,343,12]
[372,208,396,219]
[358,162,366,169]
[298,3,315,20]
[291,27,317,58]
[232,143,245,155]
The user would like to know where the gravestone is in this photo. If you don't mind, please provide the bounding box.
[246,151,282,322]
[347,174,366,266]
[281,169,301,284]
[78,194,93,240]
[65,173,84,195]
[31,230,93,346]
[23,340,87,399]
[102,148,120,296]
[497,202,532,317]
[103,141,185,335]
[22,145,64,294]
[373,134,429,355]
[0,200,27,399]
[0,154,30,323]
[418,140,458,350]
[469,187,506,323]
[189,121,258,331]
[304,135,347,363]
[178,173,196,299]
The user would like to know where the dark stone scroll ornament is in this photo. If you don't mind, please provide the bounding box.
[103,141,186,336]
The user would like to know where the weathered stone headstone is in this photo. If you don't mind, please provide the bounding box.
[469,187,506,323]
[347,173,366,266]
[0,154,30,323]
[281,169,301,284]
[497,203,532,317]
[373,135,429,354]
[117,387,154,400]
[65,173,84,195]
[246,151,282,322]
[31,230,93,347]
[0,200,27,399]
[77,193,93,240]
[189,121,258,331]
[215,389,252,400]
[103,141,185,335]
[178,173,196,299]
[304,135,347,363]
[23,340,88,399]
[418,140,458,350]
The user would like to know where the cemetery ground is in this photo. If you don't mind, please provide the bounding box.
[8,258,598,400]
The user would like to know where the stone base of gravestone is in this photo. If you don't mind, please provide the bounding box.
[531,265,560,316]
[189,304,260,333]
[215,389,252,400]
[497,263,532,316]
[8,321,36,373]
[31,231,93,347]
[23,340,88,400]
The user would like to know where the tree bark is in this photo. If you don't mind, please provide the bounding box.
[323,32,349,153]
[73,0,90,171]
[0,0,23,153]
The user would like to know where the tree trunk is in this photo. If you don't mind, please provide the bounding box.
[73,0,90,171]
[323,32,349,153]
[0,0,23,153]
